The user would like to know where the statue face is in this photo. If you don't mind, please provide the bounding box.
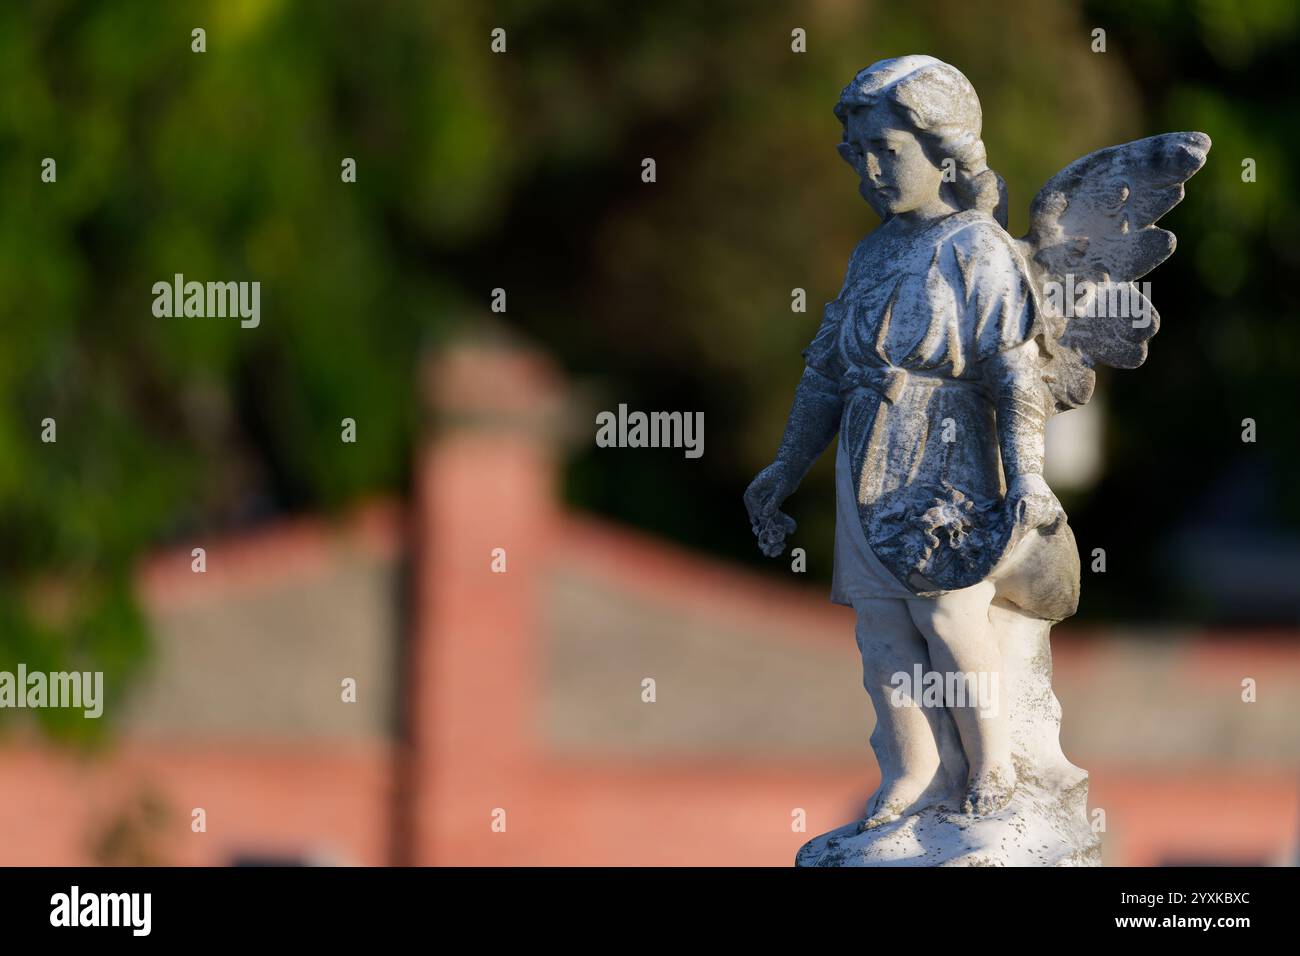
[840,103,945,220]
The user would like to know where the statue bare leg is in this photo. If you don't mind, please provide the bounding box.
[853,598,966,830]
[906,581,1016,815]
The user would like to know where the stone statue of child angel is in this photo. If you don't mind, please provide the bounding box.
[744,55,1208,865]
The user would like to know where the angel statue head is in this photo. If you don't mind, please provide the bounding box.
[834,55,1008,228]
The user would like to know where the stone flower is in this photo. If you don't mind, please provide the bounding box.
[919,485,977,553]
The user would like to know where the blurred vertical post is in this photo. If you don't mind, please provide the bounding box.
[400,330,565,864]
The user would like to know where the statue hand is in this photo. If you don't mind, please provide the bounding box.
[744,460,799,557]
[1006,473,1065,534]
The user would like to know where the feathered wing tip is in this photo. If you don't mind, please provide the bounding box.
[1016,132,1211,410]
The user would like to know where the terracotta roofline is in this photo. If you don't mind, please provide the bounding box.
[135,498,406,610]
[551,511,854,643]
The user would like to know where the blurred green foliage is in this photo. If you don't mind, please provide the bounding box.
[0,0,486,735]
[1,0,1296,738]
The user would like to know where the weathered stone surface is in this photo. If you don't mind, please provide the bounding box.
[797,607,1100,866]
[744,54,1208,867]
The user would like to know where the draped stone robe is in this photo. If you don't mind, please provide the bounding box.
[802,208,1044,602]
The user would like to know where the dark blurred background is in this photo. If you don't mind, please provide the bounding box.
[0,0,1296,867]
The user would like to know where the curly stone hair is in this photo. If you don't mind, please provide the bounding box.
[834,55,1008,228]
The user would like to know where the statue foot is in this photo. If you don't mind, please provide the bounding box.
[960,763,1017,816]
[857,772,959,831]
[857,803,904,832]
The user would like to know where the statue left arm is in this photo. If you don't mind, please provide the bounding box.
[985,340,1064,531]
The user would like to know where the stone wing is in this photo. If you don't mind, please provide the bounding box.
[1016,132,1211,410]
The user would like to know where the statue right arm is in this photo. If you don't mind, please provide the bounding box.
[744,366,842,556]
[774,367,843,482]
[744,246,854,550]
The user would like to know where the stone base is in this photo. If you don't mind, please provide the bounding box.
[796,768,1100,866]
